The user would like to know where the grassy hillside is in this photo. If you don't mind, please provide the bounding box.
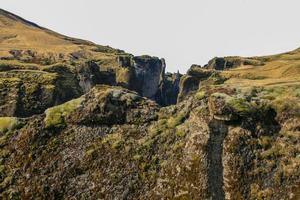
[0,8,126,69]
[220,48,300,88]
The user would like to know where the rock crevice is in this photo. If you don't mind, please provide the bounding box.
[207,119,228,200]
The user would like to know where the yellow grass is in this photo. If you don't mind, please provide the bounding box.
[0,9,123,68]
[220,49,300,89]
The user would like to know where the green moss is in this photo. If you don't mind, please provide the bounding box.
[44,97,83,129]
[0,117,17,133]
[175,129,186,138]
[102,133,124,150]
[167,112,187,128]
[227,98,252,115]
[133,154,142,161]
[259,85,300,117]
[195,91,206,100]
[85,149,96,158]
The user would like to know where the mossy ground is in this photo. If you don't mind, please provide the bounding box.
[0,117,17,133]
[44,97,83,129]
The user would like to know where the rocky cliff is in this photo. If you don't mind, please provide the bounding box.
[0,8,179,118]
[0,8,299,200]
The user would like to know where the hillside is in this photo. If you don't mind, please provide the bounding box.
[0,9,299,200]
[0,8,121,63]
[0,8,180,118]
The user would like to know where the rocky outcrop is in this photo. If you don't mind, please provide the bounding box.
[205,57,264,70]
[0,64,84,117]
[76,61,102,93]
[131,56,166,99]
[156,71,181,106]
[0,55,180,117]
[68,86,159,126]
[116,55,180,106]
[0,8,181,118]
[1,84,298,199]
[177,66,220,102]
[0,70,58,117]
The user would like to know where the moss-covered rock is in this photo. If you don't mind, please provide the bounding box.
[68,85,159,126]
[177,67,225,102]
[44,97,83,129]
[208,92,235,121]
[0,84,298,200]
[0,117,17,133]
[206,56,264,70]
[0,70,60,117]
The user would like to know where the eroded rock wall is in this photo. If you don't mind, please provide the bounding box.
[1,84,299,199]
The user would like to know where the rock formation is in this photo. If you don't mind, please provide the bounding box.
[0,8,180,118]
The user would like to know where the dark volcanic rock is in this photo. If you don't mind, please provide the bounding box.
[116,55,180,106]
[155,72,181,106]
[0,57,180,117]
[131,56,166,99]
[69,85,159,126]
[177,66,215,102]
[1,85,298,200]
[205,57,264,70]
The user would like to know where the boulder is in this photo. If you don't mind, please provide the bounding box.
[68,85,159,125]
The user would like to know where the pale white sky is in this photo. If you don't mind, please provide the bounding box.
[2,0,300,72]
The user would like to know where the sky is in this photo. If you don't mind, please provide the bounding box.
[1,0,300,73]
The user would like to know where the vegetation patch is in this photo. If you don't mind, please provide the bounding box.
[116,67,131,87]
[102,133,124,150]
[259,85,300,118]
[0,117,18,133]
[167,112,187,128]
[227,98,253,116]
[195,90,206,100]
[44,97,83,129]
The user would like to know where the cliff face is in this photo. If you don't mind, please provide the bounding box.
[1,8,300,200]
[1,83,299,200]
[0,8,179,118]
[116,55,180,106]
[177,66,224,102]
[131,56,165,98]
[156,72,181,106]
